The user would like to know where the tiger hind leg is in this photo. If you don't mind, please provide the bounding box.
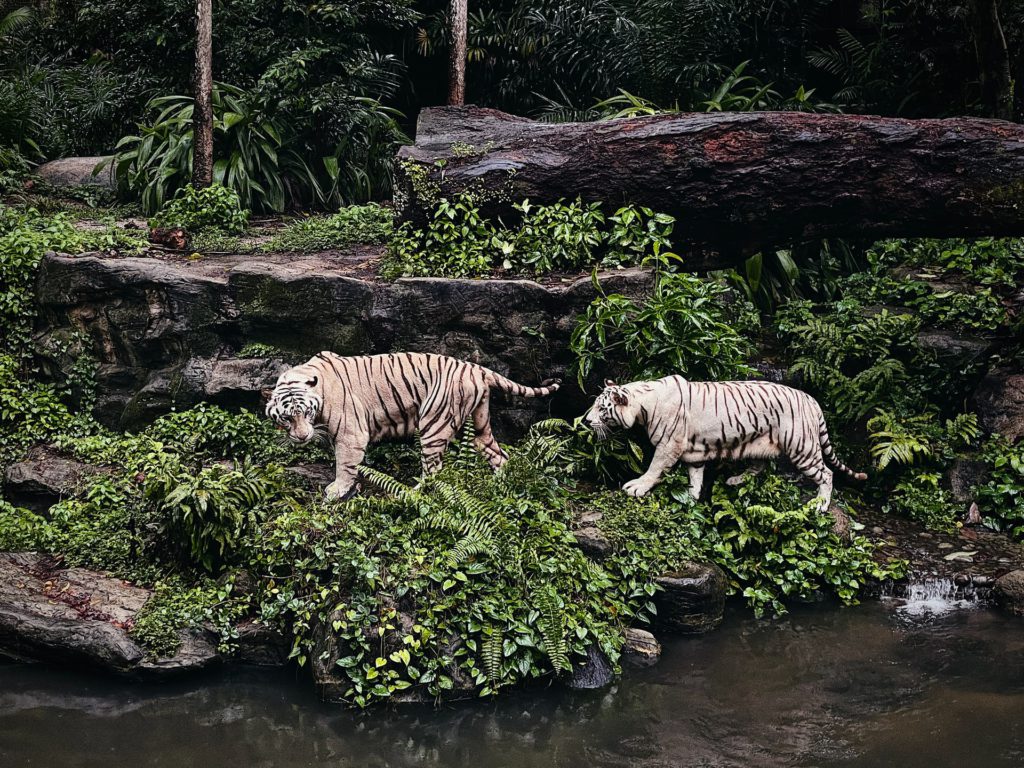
[471,397,508,470]
[792,453,833,511]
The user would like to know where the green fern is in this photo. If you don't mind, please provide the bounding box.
[533,586,570,673]
[867,409,933,470]
[482,624,504,682]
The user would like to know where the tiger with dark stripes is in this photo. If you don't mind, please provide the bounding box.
[584,376,866,508]
[265,352,561,500]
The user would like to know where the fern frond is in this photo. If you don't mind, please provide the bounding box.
[533,586,570,673]
[358,465,422,504]
[482,624,503,682]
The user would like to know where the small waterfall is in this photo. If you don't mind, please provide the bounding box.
[881,577,981,618]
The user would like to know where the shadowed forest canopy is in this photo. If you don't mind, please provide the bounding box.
[1,1,1022,210]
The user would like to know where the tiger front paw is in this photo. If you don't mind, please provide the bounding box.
[622,478,654,497]
[325,481,358,502]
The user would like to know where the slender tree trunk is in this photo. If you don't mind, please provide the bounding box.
[970,0,1015,121]
[192,0,214,187]
[447,0,467,105]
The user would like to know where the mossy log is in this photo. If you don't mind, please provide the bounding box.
[396,106,1024,270]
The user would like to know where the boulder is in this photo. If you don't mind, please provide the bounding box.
[2,446,105,512]
[233,621,289,667]
[916,330,994,369]
[566,644,615,690]
[973,368,1024,443]
[947,458,989,504]
[653,561,727,634]
[0,552,218,677]
[34,157,115,190]
[992,570,1024,616]
[622,628,661,668]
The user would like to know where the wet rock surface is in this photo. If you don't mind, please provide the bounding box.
[0,552,217,677]
[653,562,728,634]
[972,367,1024,443]
[35,250,653,434]
[622,628,661,668]
[859,507,1024,601]
[2,445,107,512]
[567,644,615,690]
[991,570,1024,616]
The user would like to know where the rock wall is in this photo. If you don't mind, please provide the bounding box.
[34,250,653,434]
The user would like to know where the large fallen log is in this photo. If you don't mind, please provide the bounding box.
[395,106,1024,270]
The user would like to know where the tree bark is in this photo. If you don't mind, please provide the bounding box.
[192,0,214,188]
[396,106,1024,270]
[969,0,1015,121]
[447,0,467,106]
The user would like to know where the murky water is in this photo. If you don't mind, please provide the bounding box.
[3,598,1023,768]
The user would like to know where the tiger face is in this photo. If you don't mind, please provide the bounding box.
[264,370,322,444]
[584,379,636,439]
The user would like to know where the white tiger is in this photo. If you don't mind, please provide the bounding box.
[583,376,867,508]
[264,351,560,500]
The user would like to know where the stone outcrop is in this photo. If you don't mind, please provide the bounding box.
[973,367,1024,443]
[2,446,106,512]
[34,157,115,190]
[35,250,653,434]
[0,552,218,677]
[653,562,728,634]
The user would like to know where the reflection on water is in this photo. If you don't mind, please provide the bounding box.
[2,601,1024,768]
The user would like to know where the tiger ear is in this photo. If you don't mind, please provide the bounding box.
[260,388,273,404]
[612,390,629,407]
[306,376,319,387]
[604,379,616,388]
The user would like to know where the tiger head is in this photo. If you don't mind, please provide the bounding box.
[584,380,637,439]
[263,368,323,444]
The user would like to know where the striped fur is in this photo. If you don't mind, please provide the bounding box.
[266,352,560,499]
[584,376,866,508]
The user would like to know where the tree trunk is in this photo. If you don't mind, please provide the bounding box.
[447,0,467,106]
[395,106,1024,270]
[192,0,214,188]
[969,0,1015,121]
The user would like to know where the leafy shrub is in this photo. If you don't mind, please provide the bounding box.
[571,267,757,385]
[144,455,286,573]
[975,437,1024,539]
[0,206,144,352]
[129,580,227,659]
[704,472,904,617]
[107,84,314,214]
[386,194,499,278]
[385,197,676,278]
[0,501,47,551]
[510,198,605,272]
[264,204,393,251]
[868,237,1024,289]
[777,299,947,426]
[149,184,249,233]
[252,434,630,706]
[141,404,300,464]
